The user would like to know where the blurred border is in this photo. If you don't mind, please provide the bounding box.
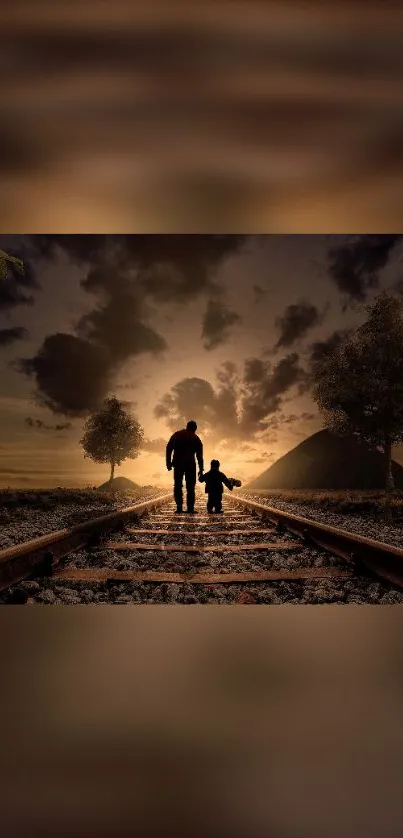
[2,2,403,232]
[3,2,403,833]
[1,606,403,836]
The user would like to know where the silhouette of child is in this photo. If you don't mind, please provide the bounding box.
[199,459,241,513]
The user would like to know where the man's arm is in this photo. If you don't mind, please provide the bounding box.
[195,436,204,474]
[166,434,175,470]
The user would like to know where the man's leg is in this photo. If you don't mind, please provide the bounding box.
[173,466,184,512]
[185,463,196,512]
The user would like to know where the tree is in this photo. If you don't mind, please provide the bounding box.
[312,290,403,490]
[0,249,24,280]
[80,397,144,486]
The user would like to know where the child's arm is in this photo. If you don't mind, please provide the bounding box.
[221,473,233,491]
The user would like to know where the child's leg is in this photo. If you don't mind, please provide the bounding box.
[210,492,220,513]
[216,496,223,513]
[207,495,214,513]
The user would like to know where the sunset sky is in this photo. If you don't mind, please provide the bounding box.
[1,234,403,488]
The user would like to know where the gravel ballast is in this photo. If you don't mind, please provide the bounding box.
[0,489,164,550]
[237,492,403,548]
[2,496,403,604]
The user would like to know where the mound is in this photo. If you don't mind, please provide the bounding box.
[98,476,141,492]
[246,429,403,490]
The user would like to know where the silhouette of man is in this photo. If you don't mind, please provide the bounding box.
[166,420,204,513]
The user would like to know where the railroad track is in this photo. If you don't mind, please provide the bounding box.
[1,491,403,603]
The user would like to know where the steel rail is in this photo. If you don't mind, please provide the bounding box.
[227,493,403,589]
[2,488,403,598]
[0,492,171,592]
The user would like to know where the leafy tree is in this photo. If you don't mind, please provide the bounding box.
[80,397,144,486]
[0,249,24,280]
[312,290,403,490]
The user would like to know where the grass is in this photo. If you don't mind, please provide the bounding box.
[239,488,403,516]
[0,486,164,521]
[3,485,400,521]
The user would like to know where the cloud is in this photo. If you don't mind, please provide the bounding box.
[327,235,401,308]
[28,235,246,304]
[255,411,316,432]
[309,328,354,367]
[274,300,326,349]
[141,438,167,455]
[252,284,268,303]
[25,416,72,431]
[18,269,166,417]
[247,451,276,464]
[239,353,308,434]
[18,334,114,416]
[0,467,56,476]
[17,235,245,416]
[77,291,166,363]
[154,355,308,444]
[201,299,241,350]
[0,326,29,346]
[155,377,217,431]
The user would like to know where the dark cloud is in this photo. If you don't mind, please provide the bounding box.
[29,235,111,266]
[0,326,29,346]
[26,235,246,303]
[243,358,266,384]
[154,377,217,432]
[274,300,326,349]
[393,276,403,295]
[77,292,166,363]
[17,235,244,417]
[202,299,241,350]
[240,353,308,434]
[18,334,113,416]
[309,328,354,367]
[25,417,72,431]
[327,235,401,308]
[155,355,307,444]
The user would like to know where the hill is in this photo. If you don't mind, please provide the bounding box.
[98,476,141,492]
[246,429,403,490]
